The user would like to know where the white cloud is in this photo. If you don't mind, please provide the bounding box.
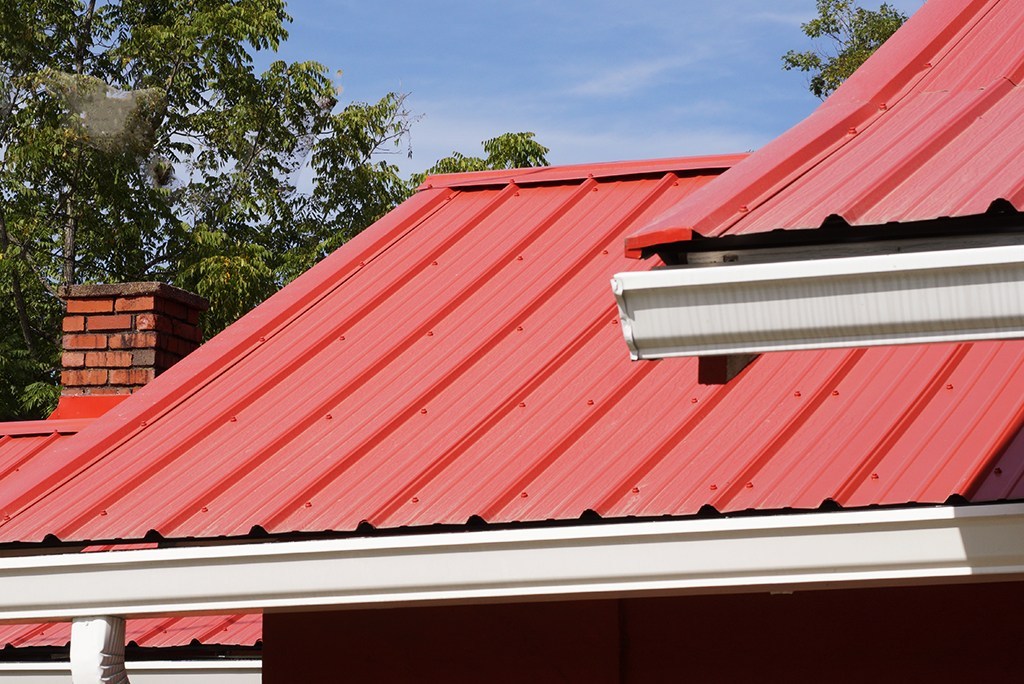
[567,57,699,98]
[743,11,812,26]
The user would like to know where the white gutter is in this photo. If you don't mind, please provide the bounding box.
[0,503,1023,620]
[71,616,129,684]
[0,660,261,682]
[612,244,1024,359]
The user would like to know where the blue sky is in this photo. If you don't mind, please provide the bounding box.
[274,1,926,176]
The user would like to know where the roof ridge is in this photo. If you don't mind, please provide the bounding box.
[419,154,746,190]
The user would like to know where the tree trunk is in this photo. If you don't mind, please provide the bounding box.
[62,0,97,288]
[63,215,78,286]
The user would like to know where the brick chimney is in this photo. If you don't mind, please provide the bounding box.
[59,283,209,396]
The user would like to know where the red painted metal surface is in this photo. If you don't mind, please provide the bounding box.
[48,395,128,421]
[625,0,1024,256]
[0,614,261,649]
[0,422,260,649]
[1,155,1023,546]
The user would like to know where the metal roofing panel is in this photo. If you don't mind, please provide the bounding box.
[625,0,1024,255]
[0,615,261,649]
[1,155,1023,545]
[0,423,261,649]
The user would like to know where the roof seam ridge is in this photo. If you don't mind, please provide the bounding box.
[833,344,974,503]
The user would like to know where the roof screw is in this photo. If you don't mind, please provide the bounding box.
[516,325,523,331]
[520,492,528,498]
[709,484,718,491]
[587,399,594,405]
[793,391,801,397]
[832,390,840,396]
[420,408,427,414]
[338,335,346,341]
[411,497,419,503]
[325,414,332,420]
[258,336,266,342]
[2,515,8,521]
[611,319,618,325]
[602,249,609,255]
[871,473,879,480]
[516,255,523,261]
[426,331,434,337]
[431,261,438,266]
[691,397,698,404]
[738,205,749,213]
[878,103,888,110]
[924,62,932,68]
[201,506,208,513]
[631,487,640,494]
[359,261,365,267]
[745,482,753,489]
[848,126,858,135]
[946,383,953,390]
[99,510,108,516]
[140,420,148,427]
[994,468,1003,475]
[592,186,599,192]
[304,501,312,508]
[514,191,520,197]
[229,416,237,422]
[519,402,526,408]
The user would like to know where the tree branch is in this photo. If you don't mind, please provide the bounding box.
[0,209,36,354]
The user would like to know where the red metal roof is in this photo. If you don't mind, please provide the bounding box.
[2,154,1023,544]
[625,0,1024,256]
[0,614,261,649]
[0,420,260,648]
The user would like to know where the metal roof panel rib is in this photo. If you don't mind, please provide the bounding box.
[2,154,1023,544]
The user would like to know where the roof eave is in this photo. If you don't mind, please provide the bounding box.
[2,503,1023,621]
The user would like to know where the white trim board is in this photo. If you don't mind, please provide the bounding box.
[0,661,261,674]
[612,244,1024,359]
[0,503,1023,621]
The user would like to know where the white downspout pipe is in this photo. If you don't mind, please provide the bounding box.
[70,616,131,684]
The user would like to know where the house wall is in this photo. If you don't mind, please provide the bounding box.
[265,581,1024,683]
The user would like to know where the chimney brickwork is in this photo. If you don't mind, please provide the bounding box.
[59,283,209,395]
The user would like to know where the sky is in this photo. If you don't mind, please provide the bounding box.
[272,1,927,177]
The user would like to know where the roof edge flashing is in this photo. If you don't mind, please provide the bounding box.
[419,154,747,191]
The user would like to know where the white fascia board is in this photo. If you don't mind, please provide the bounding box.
[1,503,1024,621]
[612,244,1024,359]
[0,661,261,674]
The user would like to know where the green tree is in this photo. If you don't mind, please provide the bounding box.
[0,0,414,419]
[412,132,550,185]
[782,0,907,99]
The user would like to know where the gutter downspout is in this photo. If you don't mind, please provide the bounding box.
[71,616,130,684]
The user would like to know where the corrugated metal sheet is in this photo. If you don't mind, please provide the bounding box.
[0,614,261,649]
[625,0,1024,255]
[0,421,84,480]
[1,155,1023,546]
[0,422,260,649]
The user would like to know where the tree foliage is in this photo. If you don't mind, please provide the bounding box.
[0,0,416,419]
[782,0,907,99]
[412,132,550,185]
